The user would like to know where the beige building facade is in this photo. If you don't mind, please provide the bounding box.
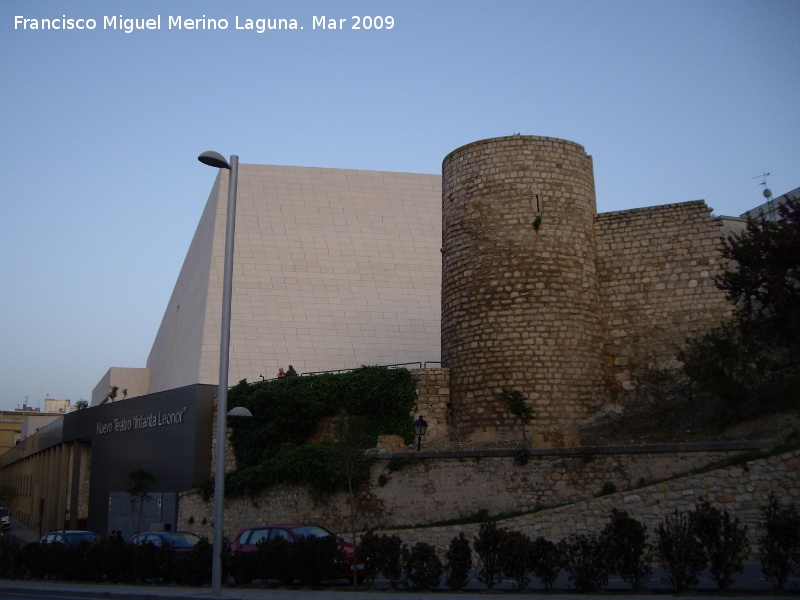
[145,165,442,393]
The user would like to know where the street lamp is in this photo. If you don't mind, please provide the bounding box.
[414,415,428,451]
[198,150,239,595]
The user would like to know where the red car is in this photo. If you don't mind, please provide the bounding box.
[229,524,363,583]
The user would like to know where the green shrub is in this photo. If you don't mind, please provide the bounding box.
[444,532,472,590]
[378,534,406,589]
[601,508,651,590]
[357,531,383,588]
[402,542,443,590]
[655,509,706,591]
[473,522,505,589]
[529,536,561,590]
[689,497,749,590]
[560,532,609,592]
[356,532,405,589]
[293,534,341,585]
[759,494,800,591]
[222,366,417,497]
[498,529,532,589]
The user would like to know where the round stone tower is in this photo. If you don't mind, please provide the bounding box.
[441,135,604,445]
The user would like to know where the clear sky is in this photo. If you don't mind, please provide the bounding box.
[0,0,798,412]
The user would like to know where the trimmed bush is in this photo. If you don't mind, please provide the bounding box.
[759,494,800,591]
[560,532,609,592]
[655,509,706,591]
[402,542,443,590]
[444,532,472,591]
[498,529,532,590]
[601,508,651,590]
[529,536,561,590]
[689,497,749,590]
[473,522,505,589]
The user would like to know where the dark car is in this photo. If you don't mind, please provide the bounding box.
[0,507,10,532]
[40,530,98,545]
[230,524,363,583]
[129,531,199,552]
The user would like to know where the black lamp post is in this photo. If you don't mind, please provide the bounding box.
[414,415,428,451]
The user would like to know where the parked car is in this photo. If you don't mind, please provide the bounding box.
[230,524,363,583]
[0,507,10,532]
[129,530,199,552]
[172,530,203,544]
[39,530,98,545]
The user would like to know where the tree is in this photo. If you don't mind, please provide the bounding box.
[498,529,533,590]
[329,413,373,586]
[473,522,505,589]
[0,484,17,507]
[74,399,89,410]
[444,532,472,590]
[655,509,706,592]
[126,470,156,534]
[560,532,609,592]
[681,197,800,407]
[601,508,652,590]
[759,494,800,591]
[717,196,800,324]
[499,389,534,441]
[689,498,749,590]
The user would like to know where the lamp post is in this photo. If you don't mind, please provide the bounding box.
[198,150,238,595]
[414,415,428,451]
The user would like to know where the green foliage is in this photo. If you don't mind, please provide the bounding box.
[473,521,505,589]
[682,197,800,408]
[444,532,472,590]
[126,470,156,498]
[357,531,384,588]
[293,534,342,585]
[559,532,609,592]
[381,534,406,589]
[689,497,749,590]
[601,508,651,590]
[402,542,443,590]
[499,388,534,440]
[355,531,405,589]
[529,536,561,590]
[386,455,420,473]
[681,320,770,408]
[759,494,800,591]
[498,529,532,590]
[221,366,416,497]
[655,509,706,591]
[598,481,617,496]
[0,484,17,507]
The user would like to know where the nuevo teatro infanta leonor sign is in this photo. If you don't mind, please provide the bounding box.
[96,406,189,435]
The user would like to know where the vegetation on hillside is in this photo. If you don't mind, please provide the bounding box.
[197,366,417,498]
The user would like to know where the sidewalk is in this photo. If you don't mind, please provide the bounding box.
[0,579,784,600]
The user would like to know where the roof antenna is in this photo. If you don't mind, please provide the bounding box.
[752,171,775,219]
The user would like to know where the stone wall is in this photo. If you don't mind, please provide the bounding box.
[178,440,768,545]
[595,201,733,397]
[386,449,800,562]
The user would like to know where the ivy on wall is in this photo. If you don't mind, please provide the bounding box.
[215,366,417,497]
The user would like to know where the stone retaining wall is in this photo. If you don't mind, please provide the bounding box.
[389,449,800,561]
[179,441,777,550]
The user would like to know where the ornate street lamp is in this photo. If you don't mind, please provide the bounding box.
[414,415,428,451]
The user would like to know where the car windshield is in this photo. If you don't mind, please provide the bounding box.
[64,532,96,545]
[161,533,197,548]
[289,525,332,539]
[174,531,201,544]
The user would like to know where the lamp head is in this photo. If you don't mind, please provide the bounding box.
[198,151,231,170]
[414,415,428,437]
